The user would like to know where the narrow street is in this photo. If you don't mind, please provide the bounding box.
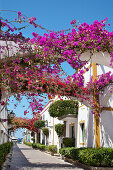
[6,144,84,170]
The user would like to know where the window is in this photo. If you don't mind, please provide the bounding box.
[43,115,45,120]
[69,125,75,138]
[79,122,85,144]
[31,132,34,137]
[71,126,74,138]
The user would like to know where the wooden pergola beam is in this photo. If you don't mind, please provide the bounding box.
[102,107,113,111]
[92,63,100,148]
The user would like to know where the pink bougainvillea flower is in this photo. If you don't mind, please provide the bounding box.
[1,101,5,105]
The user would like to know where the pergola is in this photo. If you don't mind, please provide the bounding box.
[0,16,113,148]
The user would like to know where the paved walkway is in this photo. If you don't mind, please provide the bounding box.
[7,144,84,170]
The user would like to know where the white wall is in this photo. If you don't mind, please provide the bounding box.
[65,117,78,146]
[77,105,95,148]
[40,97,63,149]
[77,62,113,148]
[0,91,8,144]
[99,85,113,147]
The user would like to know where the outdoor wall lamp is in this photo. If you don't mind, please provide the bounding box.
[45,120,53,128]
[9,111,15,118]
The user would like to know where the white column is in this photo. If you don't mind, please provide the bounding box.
[57,137,62,153]
[35,132,37,143]
[40,130,42,143]
[66,122,69,137]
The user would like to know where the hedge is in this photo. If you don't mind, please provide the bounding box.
[49,100,78,118]
[59,147,73,159]
[55,123,64,137]
[78,148,113,167]
[59,147,113,167]
[32,143,48,151]
[63,137,75,147]
[32,143,57,153]
[0,142,13,168]
[34,120,45,129]
[23,141,32,146]
[24,142,48,151]
[42,127,49,136]
[48,145,57,153]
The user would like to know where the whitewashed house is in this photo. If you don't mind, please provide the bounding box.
[40,96,63,148]
[58,52,113,148]
[0,89,16,144]
[58,110,78,147]
[0,91,9,144]
[77,62,113,148]
[23,129,34,143]
[0,37,113,149]
[40,54,113,150]
[40,96,73,150]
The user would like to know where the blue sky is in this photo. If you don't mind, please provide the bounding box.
[1,0,113,138]
[1,0,113,36]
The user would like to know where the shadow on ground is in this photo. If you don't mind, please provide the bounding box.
[10,144,85,170]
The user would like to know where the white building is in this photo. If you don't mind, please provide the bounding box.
[0,91,9,144]
[77,62,113,148]
[23,129,34,143]
[0,39,113,149]
[39,53,113,150]
[40,96,72,150]
[40,96,62,148]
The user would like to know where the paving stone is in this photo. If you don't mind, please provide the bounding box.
[6,144,84,170]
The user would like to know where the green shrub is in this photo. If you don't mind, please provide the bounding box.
[32,143,48,151]
[69,147,80,160]
[36,143,41,149]
[78,148,113,167]
[45,145,49,151]
[34,120,45,129]
[23,141,32,146]
[32,143,40,149]
[49,100,78,118]
[40,145,47,151]
[59,147,72,158]
[0,142,13,168]
[63,137,75,147]
[55,123,64,137]
[32,143,37,148]
[59,147,113,167]
[59,147,66,155]
[42,127,49,136]
[48,145,57,153]
[59,147,79,159]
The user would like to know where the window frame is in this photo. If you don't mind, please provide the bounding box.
[79,120,86,145]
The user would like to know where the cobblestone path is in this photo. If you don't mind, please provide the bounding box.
[7,144,85,170]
